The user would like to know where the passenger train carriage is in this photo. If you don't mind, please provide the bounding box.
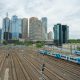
[38,50,80,64]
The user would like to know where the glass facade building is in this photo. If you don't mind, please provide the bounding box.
[2,17,12,41]
[11,15,22,40]
[62,25,69,43]
[53,23,69,46]
[41,17,47,40]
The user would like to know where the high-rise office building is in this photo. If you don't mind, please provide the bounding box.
[2,14,12,41]
[11,15,22,40]
[53,23,69,46]
[62,25,69,43]
[22,18,28,40]
[29,17,43,41]
[41,17,47,40]
[29,17,38,40]
[48,31,53,40]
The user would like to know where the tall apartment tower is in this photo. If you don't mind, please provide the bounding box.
[2,14,12,41]
[41,17,47,40]
[53,23,69,46]
[11,15,22,40]
[29,17,43,41]
[22,18,28,40]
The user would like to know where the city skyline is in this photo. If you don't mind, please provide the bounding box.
[2,15,48,41]
[0,0,80,39]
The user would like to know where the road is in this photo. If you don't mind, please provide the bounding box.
[0,46,80,80]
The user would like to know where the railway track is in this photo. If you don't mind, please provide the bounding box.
[0,53,7,80]
[12,53,31,80]
[43,55,80,73]
[47,56,80,75]
[38,54,80,80]
[15,53,39,80]
[19,50,66,80]
[18,54,50,80]
[9,54,18,80]
[0,47,80,80]
[23,49,80,80]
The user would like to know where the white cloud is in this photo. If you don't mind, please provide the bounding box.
[0,0,80,39]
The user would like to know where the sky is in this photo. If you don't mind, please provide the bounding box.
[0,0,80,39]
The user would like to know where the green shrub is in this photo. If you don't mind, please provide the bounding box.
[3,41,8,45]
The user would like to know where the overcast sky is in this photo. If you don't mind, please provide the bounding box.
[0,0,80,39]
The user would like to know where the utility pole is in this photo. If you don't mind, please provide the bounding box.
[74,44,76,51]
[60,45,62,54]
[70,44,72,55]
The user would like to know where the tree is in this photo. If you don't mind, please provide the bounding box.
[77,47,80,51]
[3,40,8,45]
[36,41,45,48]
[24,41,33,46]
[14,40,24,45]
[68,39,80,43]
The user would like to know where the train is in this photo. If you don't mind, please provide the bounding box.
[38,50,80,64]
[73,50,80,56]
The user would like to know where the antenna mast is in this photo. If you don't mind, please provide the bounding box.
[6,12,8,17]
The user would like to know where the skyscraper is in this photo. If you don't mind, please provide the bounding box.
[62,25,69,43]
[29,17,43,41]
[22,18,28,40]
[53,23,69,46]
[41,17,47,40]
[11,15,22,40]
[48,31,53,40]
[2,14,11,41]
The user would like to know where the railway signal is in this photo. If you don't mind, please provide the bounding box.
[39,63,45,80]
[42,64,45,72]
